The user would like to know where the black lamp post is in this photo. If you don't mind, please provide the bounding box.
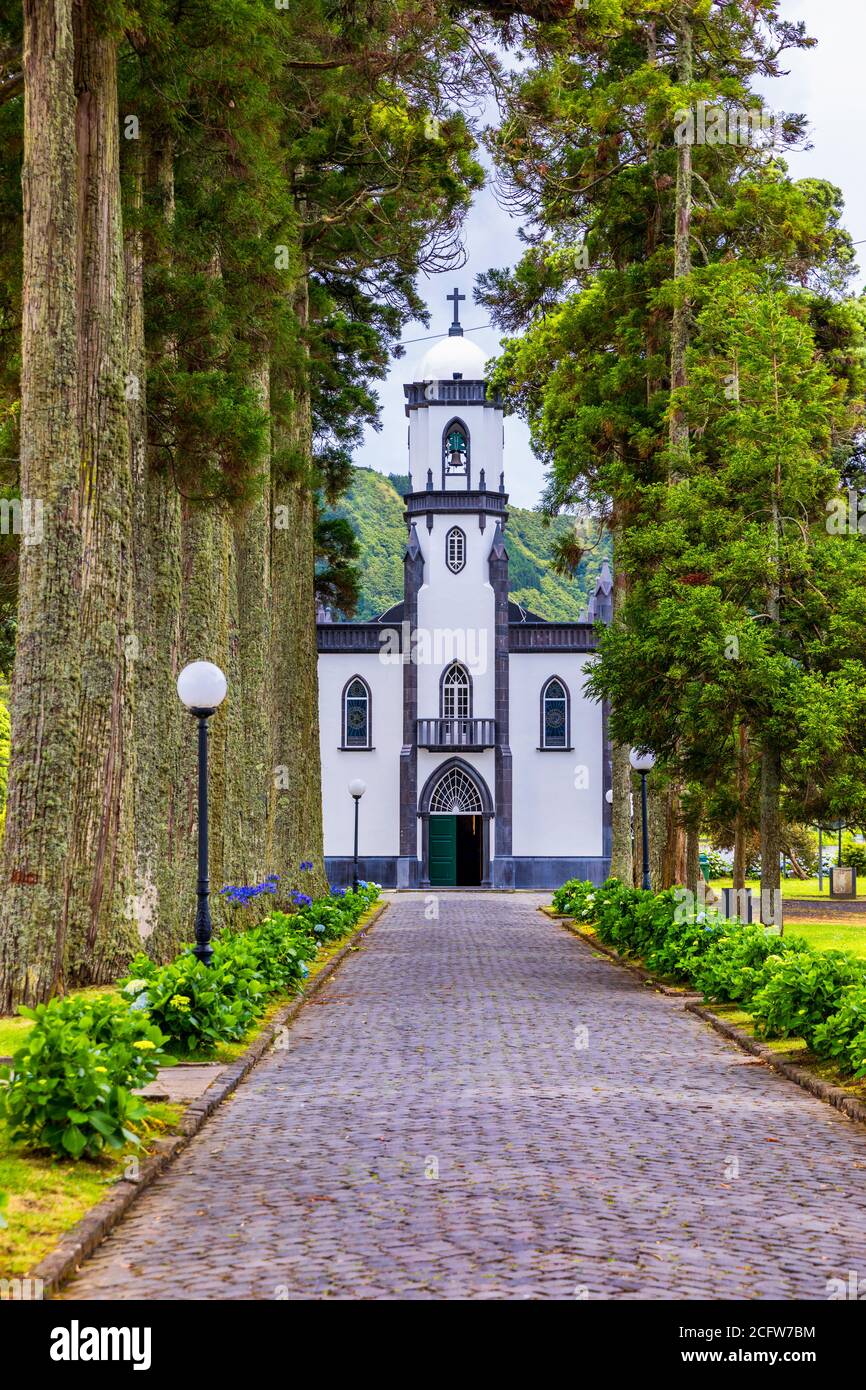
[629,748,656,891]
[348,778,366,891]
[177,661,228,965]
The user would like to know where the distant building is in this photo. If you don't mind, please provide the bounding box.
[317,292,611,888]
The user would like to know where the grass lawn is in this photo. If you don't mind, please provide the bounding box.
[712,876,855,899]
[0,1102,180,1279]
[784,920,866,957]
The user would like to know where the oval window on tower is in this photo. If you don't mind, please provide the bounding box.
[446,526,466,574]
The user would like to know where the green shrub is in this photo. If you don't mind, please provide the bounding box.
[0,995,167,1159]
[841,840,866,874]
[121,952,264,1054]
[747,950,865,1046]
[235,917,317,992]
[812,989,866,1075]
[690,927,811,1005]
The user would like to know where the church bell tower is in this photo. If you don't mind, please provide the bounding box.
[397,290,512,888]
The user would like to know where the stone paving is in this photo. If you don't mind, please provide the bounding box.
[64,892,866,1300]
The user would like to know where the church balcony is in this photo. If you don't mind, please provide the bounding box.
[416,717,496,751]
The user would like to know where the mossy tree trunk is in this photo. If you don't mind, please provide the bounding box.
[127,135,186,960]
[224,360,273,906]
[65,0,139,984]
[608,535,632,884]
[0,0,83,1009]
[270,279,326,901]
[174,497,232,941]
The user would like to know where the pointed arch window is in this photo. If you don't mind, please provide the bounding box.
[442,418,470,484]
[441,662,472,719]
[541,676,569,749]
[342,676,371,749]
[429,766,484,815]
[446,526,466,574]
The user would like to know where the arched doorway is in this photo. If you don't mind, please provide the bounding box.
[419,758,493,887]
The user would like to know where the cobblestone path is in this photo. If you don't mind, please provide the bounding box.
[64,892,866,1299]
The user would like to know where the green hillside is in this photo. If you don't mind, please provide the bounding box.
[330,467,610,621]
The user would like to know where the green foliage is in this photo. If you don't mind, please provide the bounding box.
[121,951,264,1054]
[0,996,167,1159]
[812,991,866,1077]
[689,927,810,1006]
[749,950,865,1046]
[333,467,611,619]
[840,839,866,874]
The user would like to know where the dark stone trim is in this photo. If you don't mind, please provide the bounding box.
[509,623,597,653]
[441,417,471,490]
[318,623,402,654]
[340,672,372,750]
[403,379,501,413]
[325,857,398,889]
[439,660,473,718]
[405,491,507,524]
[400,532,424,860]
[539,673,571,750]
[504,857,611,889]
[489,526,512,864]
[602,699,613,861]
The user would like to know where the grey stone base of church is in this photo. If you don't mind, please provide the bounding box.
[325,856,610,891]
[325,857,399,889]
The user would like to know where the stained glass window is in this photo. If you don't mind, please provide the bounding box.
[344,677,370,747]
[543,678,568,748]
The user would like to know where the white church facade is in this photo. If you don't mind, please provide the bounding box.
[317,292,612,889]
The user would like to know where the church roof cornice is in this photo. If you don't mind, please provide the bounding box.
[404,490,508,523]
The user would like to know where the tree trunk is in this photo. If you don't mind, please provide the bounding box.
[760,350,783,922]
[670,1,693,468]
[0,0,82,1009]
[176,497,232,937]
[129,136,186,960]
[655,4,695,891]
[685,819,701,898]
[732,721,749,890]
[760,744,782,918]
[610,743,633,884]
[608,529,633,884]
[270,277,327,901]
[632,771,648,889]
[64,0,138,985]
[224,360,273,902]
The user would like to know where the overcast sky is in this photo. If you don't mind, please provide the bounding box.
[354,0,866,508]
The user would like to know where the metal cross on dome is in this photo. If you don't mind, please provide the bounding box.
[447,286,465,336]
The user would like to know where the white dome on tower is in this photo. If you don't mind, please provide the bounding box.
[415,334,489,383]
